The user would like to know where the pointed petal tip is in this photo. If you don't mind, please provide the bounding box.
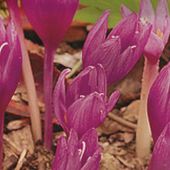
[107,90,120,112]
[120,4,132,18]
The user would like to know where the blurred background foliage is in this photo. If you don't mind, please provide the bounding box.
[0,0,169,28]
[75,0,170,27]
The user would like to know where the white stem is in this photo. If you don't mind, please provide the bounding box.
[7,1,42,141]
[136,57,159,160]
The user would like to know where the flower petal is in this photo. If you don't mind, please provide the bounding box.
[53,69,70,132]
[120,4,132,18]
[22,0,79,48]
[107,13,137,51]
[6,20,17,47]
[110,46,135,84]
[79,128,99,166]
[0,18,6,44]
[87,37,121,85]
[148,62,170,143]
[67,92,107,137]
[81,150,101,170]
[155,0,169,34]
[66,129,81,170]
[107,90,120,112]
[83,11,109,66]
[139,0,155,25]
[148,123,170,170]
[52,137,68,170]
[133,24,152,63]
[66,65,107,106]
[144,32,164,63]
[0,36,22,113]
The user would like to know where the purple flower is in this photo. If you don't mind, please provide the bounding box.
[121,0,170,64]
[0,18,22,168]
[0,19,22,114]
[22,0,79,49]
[52,128,100,170]
[22,0,79,148]
[148,122,170,170]
[148,62,170,143]
[82,11,151,85]
[53,65,120,137]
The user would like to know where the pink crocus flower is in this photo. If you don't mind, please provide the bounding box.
[121,0,170,63]
[0,19,22,168]
[52,129,100,170]
[148,62,170,143]
[82,11,151,85]
[22,0,79,148]
[148,122,170,170]
[53,64,120,137]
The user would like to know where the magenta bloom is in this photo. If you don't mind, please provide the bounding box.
[121,0,170,64]
[0,19,22,114]
[54,65,120,137]
[22,0,79,148]
[0,19,22,168]
[148,123,170,170]
[82,11,151,85]
[22,0,79,48]
[52,129,100,170]
[148,62,170,143]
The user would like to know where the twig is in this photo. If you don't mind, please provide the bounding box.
[116,156,135,168]
[15,149,27,170]
[108,112,137,129]
[3,134,21,155]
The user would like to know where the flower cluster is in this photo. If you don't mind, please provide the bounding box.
[0,0,169,169]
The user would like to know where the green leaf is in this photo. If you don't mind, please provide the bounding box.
[75,0,170,28]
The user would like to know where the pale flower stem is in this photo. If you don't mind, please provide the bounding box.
[7,2,42,142]
[44,47,55,149]
[136,57,159,160]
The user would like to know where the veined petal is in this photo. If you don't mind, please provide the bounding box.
[52,137,68,170]
[0,42,10,73]
[148,62,170,143]
[139,0,155,25]
[6,20,17,47]
[67,92,107,137]
[22,0,79,48]
[88,37,121,85]
[66,129,81,170]
[53,69,70,131]
[107,13,137,51]
[144,32,164,64]
[1,37,22,113]
[79,129,99,166]
[110,46,135,84]
[81,150,101,170]
[0,18,6,44]
[155,0,169,34]
[120,4,132,18]
[107,90,120,112]
[133,24,152,61]
[148,123,170,170]
[162,17,170,44]
[82,11,109,65]
[67,65,107,106]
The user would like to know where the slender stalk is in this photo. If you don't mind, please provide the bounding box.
[44,47,55,149]
[7,1,42,142]
[136,57,159,160]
